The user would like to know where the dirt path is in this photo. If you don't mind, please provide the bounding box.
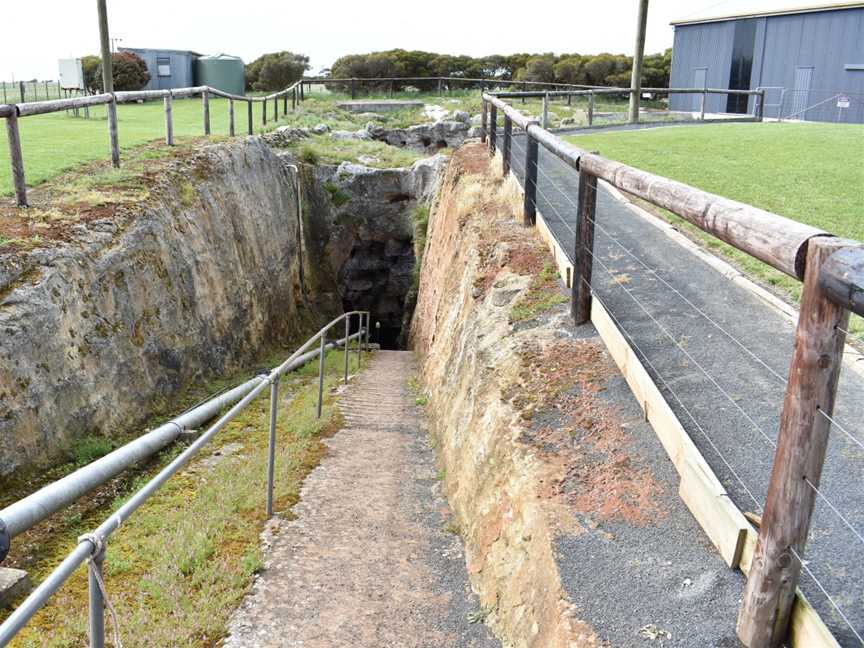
[223,350,499,648]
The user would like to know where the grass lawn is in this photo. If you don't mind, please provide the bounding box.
[564,122,864,332]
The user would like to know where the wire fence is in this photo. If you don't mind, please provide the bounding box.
[489,94,864,647]
[0,81,77,104]
[762,88,864,124]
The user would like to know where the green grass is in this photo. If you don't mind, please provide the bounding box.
[0,91,471,196]
[564,122,864,332]
[286,134,423,169]
[510,263,569,322]
[7,346,367,647]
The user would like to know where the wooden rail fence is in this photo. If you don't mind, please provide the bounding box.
[482,91,864,648]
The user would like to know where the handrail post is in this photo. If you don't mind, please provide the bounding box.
[756,89,765,122]
[265,376,279,518]
[588,91,595,126]
[316,332,326,419]
[247,100,253,135]
[737,236,851,648]
[107,95,120,168]
[700,89,707,121]
[343,316,350,384]
[573,170,597,324]
[356,313,363,363]
[273,94,278,122]
[541,92,549,129]
[480,99,487,143]
[502,115,512,176]
[87,543,106,648]
[202,89,210,135]
[365,314,371,351]
[489,104,497,156]
[5,111,28,207]
[228,98,235,137]
[300,81,304,101]
[523,130,538,227]
[292,88,296,111]
[283,91,288,114]
[163,92,174,145]
[351,77,356,100]
[262,98,267,126]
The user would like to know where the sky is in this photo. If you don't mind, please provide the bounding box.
[1,0,725,81]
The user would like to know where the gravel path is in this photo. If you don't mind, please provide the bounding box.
[223,350,499,648]
[505,130,864,645]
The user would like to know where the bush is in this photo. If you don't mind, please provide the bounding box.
[245,51,310,91]
[298,146,320,165]
[86,52,151,92]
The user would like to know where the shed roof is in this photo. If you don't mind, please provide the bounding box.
[198,53,244,62]
[671,0,864,25]
[119,47,203,57]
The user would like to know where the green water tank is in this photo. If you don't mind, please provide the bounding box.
[195,53,245,96]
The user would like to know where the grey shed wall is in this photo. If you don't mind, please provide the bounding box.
[120,48,196,91]
[670,6,864,122]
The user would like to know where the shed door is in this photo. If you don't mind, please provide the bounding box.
[791,66,813,118]
[693,68,707,111]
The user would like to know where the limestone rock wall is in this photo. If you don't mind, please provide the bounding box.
[409,143,599,648]
[0,139,324,477]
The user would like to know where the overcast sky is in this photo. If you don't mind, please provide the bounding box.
[2,1,718,81]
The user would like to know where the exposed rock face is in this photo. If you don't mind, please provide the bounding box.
[299,155,446,347]
[410,144,600,647]
[0,139,326,477]
[367,120,471,154]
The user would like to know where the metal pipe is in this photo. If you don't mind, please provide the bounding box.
[344,316,350,384]
[265,378,279,518]
[317,333,326,419]
[87,547,105,648]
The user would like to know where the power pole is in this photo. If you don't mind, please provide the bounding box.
[628,0,649,123]
[97,0,120,167]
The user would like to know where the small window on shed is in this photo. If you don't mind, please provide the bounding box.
[157,57,171,77]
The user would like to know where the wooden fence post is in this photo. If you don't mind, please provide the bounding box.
[700,90,707,120]
[292,88,296,111]
[228,98,235,137]
[283,92,288,114]
[273,94,278,121]
[19,81,24,103]
[572,170,597,323]
[542,93,549,129]
[5,111,28,207]
[737,236,851,648]
[523,131,538,227]
[437,78,442,96]
[502,115,512,176]
[263,98,267,125]
[351,78,356,100]
[247,100,253,135]
[588,92,595,126]
[521,83,527,104]
[300,81,304,101]
[107,96,120,168]
[480,99,487,143]
[202,90,211,135]
[163,93,173,145]
[489,104,497,156]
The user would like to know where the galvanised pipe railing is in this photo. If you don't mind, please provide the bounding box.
[0,310,370,647]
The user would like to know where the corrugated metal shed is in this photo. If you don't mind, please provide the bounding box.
[672,1,864,25]
[119,48,200,91]
[669,5,864,122]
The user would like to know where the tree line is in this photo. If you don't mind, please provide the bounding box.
[328,49,672,88]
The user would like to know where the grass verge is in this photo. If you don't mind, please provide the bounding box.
[287,135,424,169]
[510,263,568,322]
[4,346,367,647]
[564,122,864,335]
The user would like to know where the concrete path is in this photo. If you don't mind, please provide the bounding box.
[505,130,864,645]
[224,351,499,648]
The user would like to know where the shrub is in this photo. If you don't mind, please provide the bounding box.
[245,51,310,91]
[298,146,320,165]
[87,52,151,92]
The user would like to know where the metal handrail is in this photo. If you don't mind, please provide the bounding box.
[0,310,370,647]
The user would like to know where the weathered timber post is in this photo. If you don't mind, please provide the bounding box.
[628,0,650,123]
[588,92,595,126]
[283,91,288,114]
[351,77,356,100]
[163,92,174,145]
[572,170,597,323]
[438,78,443,96]
[300,81,305,101]
[756,90,766,122]
[57,81,61,100]
[480,99,487,143]
[247,100,253,135]
[5,111,28,207]
[542,93,549,129]
[202,90,211,135]
[228,98,235,137]
[344,316,350,384]
[262,98,267,126]
[18,82,24,103]
[502,115,512,176]
[389,80,394,98]
[107,96,120,169]
[97,0,119,168]
[736,236,852,648]
[523,130,538,227]
[292,88,296,111]
[521,83,527,104]
[567,93,572,106]
[700,90,707,120]
[489,104,497,156]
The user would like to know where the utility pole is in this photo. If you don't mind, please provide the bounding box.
[628,0,649,123]
[97,0,120,167]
